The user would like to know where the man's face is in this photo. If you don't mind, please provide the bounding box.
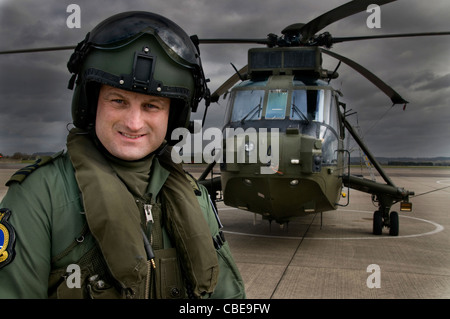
[95,85,170,161]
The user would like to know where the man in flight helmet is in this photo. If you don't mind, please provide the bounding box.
[0,11,245,300]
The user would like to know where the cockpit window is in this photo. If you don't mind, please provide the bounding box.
[290,89,338,127]
[230,90,265,123]
[265,90,288,119]
[290,89,324,121]
[290,90,308,121]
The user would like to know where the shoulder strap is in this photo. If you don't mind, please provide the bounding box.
[6,150,64,186]
[184,171,202,196]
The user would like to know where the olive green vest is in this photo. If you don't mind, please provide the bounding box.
[48,129,221,299]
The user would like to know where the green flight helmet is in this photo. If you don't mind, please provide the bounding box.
[67,11,209,143]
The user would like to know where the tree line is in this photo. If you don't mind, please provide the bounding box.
[0,152,37,161]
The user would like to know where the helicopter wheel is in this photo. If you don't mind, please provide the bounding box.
[389,211,399,236]
[373,210,383,235]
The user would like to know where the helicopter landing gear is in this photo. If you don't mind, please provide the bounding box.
[373,194,399,236]
[372,195,399,236]
[372,210,399,236]
[389,211,399,236]
[372,210,383,235]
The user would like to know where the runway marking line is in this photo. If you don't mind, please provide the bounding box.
[219,208,444,241]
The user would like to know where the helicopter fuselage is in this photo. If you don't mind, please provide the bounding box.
[220,74,345,223]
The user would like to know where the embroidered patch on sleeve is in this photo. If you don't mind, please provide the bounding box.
[0,208,16,269]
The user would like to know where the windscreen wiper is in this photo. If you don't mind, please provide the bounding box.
[291,101,310,124]
[240,97,262,124]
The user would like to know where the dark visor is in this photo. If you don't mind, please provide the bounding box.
[87,11,199,67]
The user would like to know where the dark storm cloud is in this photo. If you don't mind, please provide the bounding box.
[413,73,450,92]
[314,1,450,157]
[0,0,449,157]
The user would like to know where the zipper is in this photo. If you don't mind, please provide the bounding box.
[145,260,151,299]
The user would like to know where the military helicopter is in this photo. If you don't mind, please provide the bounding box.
[190,0,450,236]
[1,0,449,236]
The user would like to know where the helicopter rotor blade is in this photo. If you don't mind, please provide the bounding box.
[0,45,75,55]
[210,65,248,102]
[199,38,269,45]
[321,48,408,105]
[299,0,397,43]
[332,31,450,44]
[0,39,269,55]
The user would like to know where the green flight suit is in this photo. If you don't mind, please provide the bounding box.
[0,151,245,299]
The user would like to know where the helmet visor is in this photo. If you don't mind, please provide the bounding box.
[88,11,199,67]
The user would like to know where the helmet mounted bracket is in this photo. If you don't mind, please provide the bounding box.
[130,47,157,93]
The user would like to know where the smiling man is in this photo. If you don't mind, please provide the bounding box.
[0,11,245,299]
[95,85,171,161]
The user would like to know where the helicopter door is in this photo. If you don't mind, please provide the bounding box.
[290,89,341,165]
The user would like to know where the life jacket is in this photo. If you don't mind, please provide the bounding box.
[46,170,242,299]
[41,130,243,299]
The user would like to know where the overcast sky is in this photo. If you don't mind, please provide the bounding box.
[0,0,449,158]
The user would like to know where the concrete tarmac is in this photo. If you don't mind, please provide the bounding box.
[215,167,450,299]
[1,164,449,299]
